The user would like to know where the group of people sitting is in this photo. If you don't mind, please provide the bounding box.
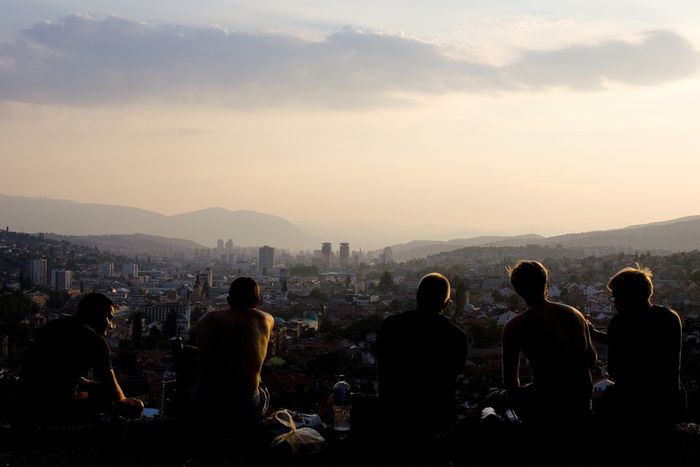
[378,261,684,438]
[18,261,684,441]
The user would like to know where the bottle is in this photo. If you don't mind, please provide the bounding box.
[332,376,351,431]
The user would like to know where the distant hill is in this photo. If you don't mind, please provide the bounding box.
[0,194,318,250]
[385,217,700,261]
[387,235,545,261]
[44,233,205,258]
[3,194,699,255]
[541,216,700,251]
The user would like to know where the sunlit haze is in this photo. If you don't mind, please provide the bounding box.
[2,1,700,238]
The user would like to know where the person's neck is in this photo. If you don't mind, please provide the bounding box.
[620,301,652,314]
[524,297,547,309]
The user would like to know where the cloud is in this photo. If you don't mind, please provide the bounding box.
[0,14,698,107]
[507,31,700,89]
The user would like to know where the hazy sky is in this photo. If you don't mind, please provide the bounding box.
[2,1,700,236]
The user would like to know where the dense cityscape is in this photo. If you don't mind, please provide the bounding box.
[2,228,699,427]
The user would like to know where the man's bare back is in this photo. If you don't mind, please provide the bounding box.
[198,307,274,399]
[502,261,596,424]
[503,300,596,391]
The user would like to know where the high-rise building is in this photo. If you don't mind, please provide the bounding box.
[122,263,139,279]
[259,245,275,273]
[380,246,394,264]
[339,242,350,269]
[225,239,235,263]
[197,268,213,288]
[26,259,48,287]
[50,269,72,291]
[321,242,332,269]
[217,239,224,250]
[98,262,114,278]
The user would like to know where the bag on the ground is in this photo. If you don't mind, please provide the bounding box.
[270,409,325,456]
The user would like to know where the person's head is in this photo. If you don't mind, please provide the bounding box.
[607,266,654,312]
[508,260,548,303]
[416,273,451,313]
[227,276,261,310]
[75,293,115,335]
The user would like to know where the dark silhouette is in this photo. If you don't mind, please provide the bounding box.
[20,293,143,424]
[603,266,684,427]
[376,273,468,435]
[501,260,596,428]
[197,277,274,427]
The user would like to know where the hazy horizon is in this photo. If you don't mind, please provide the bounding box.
[2,192,699,245]
[2,2,700,238]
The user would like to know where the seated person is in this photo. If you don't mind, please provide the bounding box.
[20,293,143,424]
[604,266,684,426]
[197,277,274,427]
[376,273,468,435]
[502,260,596,428]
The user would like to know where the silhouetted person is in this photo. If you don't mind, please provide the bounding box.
[197,277,274,427]
[20,293,143,424]
[604,266,684,427]
[502,260,596,428]
[376,273,468,436]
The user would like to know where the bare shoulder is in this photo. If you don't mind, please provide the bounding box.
[503,312,525,332]
[253,308,275,329]
[547,301,586,320]
[199,308,227,325]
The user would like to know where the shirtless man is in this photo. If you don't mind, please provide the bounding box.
[502,260,596,427]
[197,277,274,425]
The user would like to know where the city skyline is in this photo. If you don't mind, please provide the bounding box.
[2,2,700,236]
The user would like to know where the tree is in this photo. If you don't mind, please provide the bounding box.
[470,321,503,348]
[308,288,328,303]
[692,269,700,287]
[131,312,143,348]
[163,310,178,338]
[507,294,522,310]
[455,281,467,312]
[491,290,505,302]
[290,265,319,276]
[378,271,396,292]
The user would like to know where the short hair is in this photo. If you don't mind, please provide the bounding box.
[508,260,548,300]
[607,266,654,304]
[416,273,451,311]
[75,293,114,325]
[227,277,260,310]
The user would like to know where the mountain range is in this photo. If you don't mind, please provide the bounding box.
[385,216,700,261]
[1,194,699,257]
[0,194,317,250]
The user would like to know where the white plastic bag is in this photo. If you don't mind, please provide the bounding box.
[270,409,326,456]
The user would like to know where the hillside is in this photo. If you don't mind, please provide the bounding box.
[44,233,205,258]
[0,194,318,250]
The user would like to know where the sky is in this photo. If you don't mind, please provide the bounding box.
[1,1,700,237]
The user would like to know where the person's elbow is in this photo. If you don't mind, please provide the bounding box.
[115,398,144,419]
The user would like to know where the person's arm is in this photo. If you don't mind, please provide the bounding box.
[263,313,275,363]
[606,316,619,381]
[91,349,126,402]
[502,321,520,390]
[667,310,682,387]
[587,320,607,345]
[584,319,598,370]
